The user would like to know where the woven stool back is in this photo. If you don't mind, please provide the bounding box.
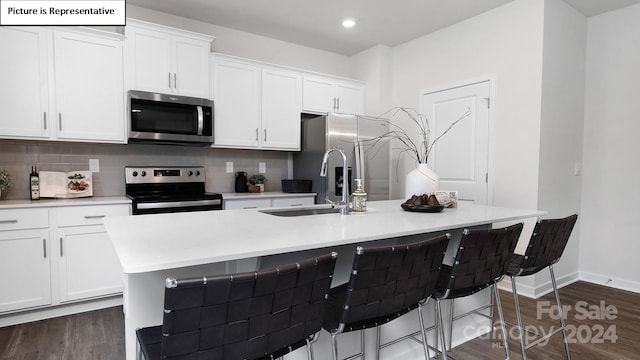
[439,223,523,299]
[159,252,337,360]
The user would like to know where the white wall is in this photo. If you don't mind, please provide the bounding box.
[389,0,545,206]
[126,5,352,77]
[350,44,393,117]
[533,0,587,294]
[580,3,640,291]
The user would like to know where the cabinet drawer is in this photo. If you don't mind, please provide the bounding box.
[272,197,314,208]
[56,205,130,227]
[0,208,48,231]
[224,199,271,210]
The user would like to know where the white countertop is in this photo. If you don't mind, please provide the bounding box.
[221,191,316,200]
[0,196,131,209]
[104,200,545,274]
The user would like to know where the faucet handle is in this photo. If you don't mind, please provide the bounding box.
[325,198,338,208]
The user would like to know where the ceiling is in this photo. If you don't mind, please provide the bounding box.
[126,0,640,55]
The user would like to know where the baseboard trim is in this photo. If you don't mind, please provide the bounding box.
[497,270,640,298]
[0,296,123,327]
[578,271,640,294]
[497,272,580,299]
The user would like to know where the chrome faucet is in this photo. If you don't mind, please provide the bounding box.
[320,147,350,215]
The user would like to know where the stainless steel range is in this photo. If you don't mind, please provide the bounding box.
[125,166,223,215]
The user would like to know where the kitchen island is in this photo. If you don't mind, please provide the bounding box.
[104,200,544,359]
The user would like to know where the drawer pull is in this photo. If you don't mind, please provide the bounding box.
[84,215,106,219]
[243,206,257,209]
[0,219,18,224]
[289,204,303,207]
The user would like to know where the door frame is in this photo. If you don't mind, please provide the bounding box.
[419,74,496,205]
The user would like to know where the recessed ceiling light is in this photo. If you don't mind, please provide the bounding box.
[342,18,356,28]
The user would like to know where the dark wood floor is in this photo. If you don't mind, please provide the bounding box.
[452,281,640,359]
[0,281,637,359]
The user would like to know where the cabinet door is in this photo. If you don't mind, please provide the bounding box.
[224,198,271,210]
[0,230,51,313]
[271,197,314,208]
[0,27,51,139]
[54,31,125,142]
[261,68,302,150]
[212,59,261,148]
[335,81,364,115]
[302,75,336,114]
[173,35,210,98]
[127,27,173,94]
[57,225,123,302]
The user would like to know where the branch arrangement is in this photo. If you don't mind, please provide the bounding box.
[362,106,472,165]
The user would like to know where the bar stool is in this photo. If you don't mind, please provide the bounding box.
[433,223,524,360]
[322,234,450,360]
[506,214,578,360]
[136,252,338,360]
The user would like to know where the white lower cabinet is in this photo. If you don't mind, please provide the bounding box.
[54,205,129,302]
[224,195,315,210]
[271,197,315,208]
[0,228,51,313]
[56,226,123,302]
[0,208,51,313]
[0,203,130,316]
[224,198,272,210]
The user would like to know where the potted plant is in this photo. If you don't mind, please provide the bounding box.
[248,174,266,193]
[0,169,12,199]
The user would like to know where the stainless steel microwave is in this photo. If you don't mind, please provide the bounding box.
[128,90,214,146]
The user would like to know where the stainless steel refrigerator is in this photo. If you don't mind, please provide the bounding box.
[293,113,390,204]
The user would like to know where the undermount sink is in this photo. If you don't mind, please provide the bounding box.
[259,206,341,217]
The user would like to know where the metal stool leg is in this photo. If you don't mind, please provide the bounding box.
[493,284,511,359]
[511,278,527,360]
[435,299,447,360]
[417,300,432,360]
[549,264,571,359]
[330,332,339,360]
[448,299,454,351]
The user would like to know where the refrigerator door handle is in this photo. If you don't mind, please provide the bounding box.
[355,141,366,188]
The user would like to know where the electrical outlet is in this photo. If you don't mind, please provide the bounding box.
[89,159,100,173]
[226,162,233,173]
[259,162,266,173]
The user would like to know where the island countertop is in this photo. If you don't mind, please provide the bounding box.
[104,200,545,274]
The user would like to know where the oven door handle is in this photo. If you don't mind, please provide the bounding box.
[137,199,222,210]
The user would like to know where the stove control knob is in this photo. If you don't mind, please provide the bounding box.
[195,170,201,176]
[132,171,138,177]
[141,171,147,177]
[188,171,194,176]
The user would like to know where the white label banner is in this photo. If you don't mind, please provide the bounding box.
[1,0,125,25]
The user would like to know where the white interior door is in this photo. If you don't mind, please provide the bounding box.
[421,80,491,204]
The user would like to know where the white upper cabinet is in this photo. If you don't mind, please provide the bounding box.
[302,74,365,115]
[211,54,301,150]
[212,57,261,148]
[261,68,302,150]
[53,30,125,142]
[125,19,214,98]
[0,27,51,139]
[0,27,126,143]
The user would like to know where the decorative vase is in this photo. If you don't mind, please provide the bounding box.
[405,163,440,198]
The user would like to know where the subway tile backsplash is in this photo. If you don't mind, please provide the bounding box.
[0,140,290,200]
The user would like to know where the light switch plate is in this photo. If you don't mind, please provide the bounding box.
[259,162,266,173]
[89,159,100,173]
[226,162,233,173]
